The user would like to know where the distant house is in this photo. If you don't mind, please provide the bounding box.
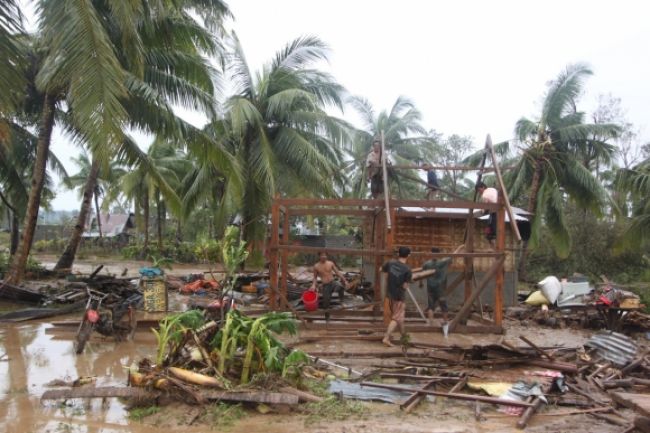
[83,213,135,242]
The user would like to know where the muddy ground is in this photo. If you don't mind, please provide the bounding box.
[0,257,642,433]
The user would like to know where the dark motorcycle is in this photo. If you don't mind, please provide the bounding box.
[74,288,141,354]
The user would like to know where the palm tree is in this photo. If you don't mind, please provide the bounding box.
[201,35,350,244]
[0,0,25,115]
[4,0,142,283]
[511,63,620,280]
[616,156,650,249]
[7,0,234,280]
[120,138,190,254]
[344,96,432,198]
[0,119,65,254]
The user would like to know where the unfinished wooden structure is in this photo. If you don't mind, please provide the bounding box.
[268,135,522,334]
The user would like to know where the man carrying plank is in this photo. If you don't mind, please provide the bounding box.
[381,246,412,347]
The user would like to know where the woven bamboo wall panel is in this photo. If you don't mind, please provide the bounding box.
[393,216,515,272]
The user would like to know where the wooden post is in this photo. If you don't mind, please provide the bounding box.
[280,209,290,310]
[448,256,505,333]
[380,130,391,229]
[464,209,474,302]
[494,195,506,325]
[269,200,280,310]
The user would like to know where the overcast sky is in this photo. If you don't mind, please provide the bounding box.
[48,0,650,210]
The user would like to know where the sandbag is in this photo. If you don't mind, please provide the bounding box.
[524,290,549,306]
[538,276,562,304]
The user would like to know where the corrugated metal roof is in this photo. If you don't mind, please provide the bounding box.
[585,331,638,367]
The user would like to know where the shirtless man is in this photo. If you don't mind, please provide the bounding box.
[309,252,349,313]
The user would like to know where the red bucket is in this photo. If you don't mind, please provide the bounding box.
[302,290,319,312]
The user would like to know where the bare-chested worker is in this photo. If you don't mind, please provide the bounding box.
[309,252,349,314]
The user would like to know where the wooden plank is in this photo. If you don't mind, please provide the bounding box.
[41,386,155,400]
[610,392,650,417]
[380,130,391,229]
[401,379,437,413]
[391,164,497,172]
[269,201,280,310]
[281,209,289,310]
[287,208,375,217]
[274,244,502,258]
[448,257,505,332]
[495,195,506,326]
[275,197,500,211]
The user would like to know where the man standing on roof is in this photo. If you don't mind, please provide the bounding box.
[475,181,498,248]
[310,252,349,317]
[422,164,440,199]
[421,247,452,326]
[381,247,412,347]
[366,139,385,199]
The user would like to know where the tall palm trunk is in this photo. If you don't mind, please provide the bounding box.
[518,158,543,282]
[175,218,182,245]
[142,191,149,255]
[0,190,19,255]
[6,95,56,284]
[156,195,163,252]
[94,189,103,238]
[54,159,100,271]
[10,210,19,256]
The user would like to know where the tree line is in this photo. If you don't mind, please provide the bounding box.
[1,1,648,284]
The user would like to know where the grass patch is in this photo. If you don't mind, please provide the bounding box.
[303,396,367,425]
[128,405,160,421]
[201,403,245,430]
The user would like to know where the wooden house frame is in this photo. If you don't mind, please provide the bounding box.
[267,136,522,334]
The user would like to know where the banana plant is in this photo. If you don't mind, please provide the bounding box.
[240,312,297,384]
[152,310,205,366]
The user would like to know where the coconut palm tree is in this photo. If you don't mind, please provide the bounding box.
[201,35,351,244]
[7,0,234,281]
[615,156,650,249]
[119,138,190,255]
[511,63,620,280]
[0,120,65,254]
[0,0,25,115]
[344,96,433,198]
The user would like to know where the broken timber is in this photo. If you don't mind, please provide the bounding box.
[41,386,299,405]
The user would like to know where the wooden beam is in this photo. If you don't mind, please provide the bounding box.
[269,200,280,310]
[380,130,391,230]
[286,208,374,217]
[273,244,504,258]
[274,197,500,211]
[391,164,497,172]
[464,203,475,302]
[448,256,505,333]
[495,195,506,326]
[281,209,289,310]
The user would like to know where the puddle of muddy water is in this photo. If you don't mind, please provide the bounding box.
[0,321,159,433]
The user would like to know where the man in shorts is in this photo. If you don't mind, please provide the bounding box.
[421,247,452,325]
[381,246,412,347]
[310,252,349,315]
